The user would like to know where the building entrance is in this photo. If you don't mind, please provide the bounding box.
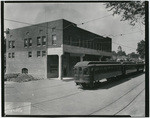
[47,55,58,78]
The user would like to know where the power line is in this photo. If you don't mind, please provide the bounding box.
[77,14,113,26]
[112,41,137,50]
[4,18,77,30]
[109,30,144,38]
[4,18,62,30]
[4,18,138,50]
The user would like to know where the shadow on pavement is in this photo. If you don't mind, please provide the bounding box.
[81,72,145,90]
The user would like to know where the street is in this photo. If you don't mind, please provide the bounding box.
[4,72,145,116]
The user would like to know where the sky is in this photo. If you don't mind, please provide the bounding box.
[4,3,145,54]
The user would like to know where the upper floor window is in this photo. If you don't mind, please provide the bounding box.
[39,29,43,34]
[8,41,15,49]
[42,51,46,57]
[8,53,11,58]
[24,39,28,47]
[29,38,32,47]
[12,52,15,58]
[12,41,15,48]
[42,36,46,46]
[37,37,41,46]
[52,27,56,32]
[26,32,29,36]
[52,34,57,45]
[8,41,12,48]
[37,51,41,57]
[28,51,32,58]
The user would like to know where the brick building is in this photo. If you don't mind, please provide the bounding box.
[6,19,112,79]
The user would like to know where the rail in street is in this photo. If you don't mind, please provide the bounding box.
[4,72,145,116]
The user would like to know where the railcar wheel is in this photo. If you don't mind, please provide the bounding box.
[81,83,87,88]
[89,82,94,88]
[106,78,111,82]
[76,83,79,85]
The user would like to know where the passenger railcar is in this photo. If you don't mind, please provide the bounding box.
[74,61,144,88]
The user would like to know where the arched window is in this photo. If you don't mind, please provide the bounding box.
[22,68,28,74]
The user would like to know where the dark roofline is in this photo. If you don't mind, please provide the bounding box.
[62,19,111,39]
[6,19,64,31]
[6,18,111,39]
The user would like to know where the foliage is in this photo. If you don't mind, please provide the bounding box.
[112,51,117,56]
[117,46,126,56]
[136,40,145,59]
[104,1,145,26]
[117,50,126,56]
[128,52,139,58]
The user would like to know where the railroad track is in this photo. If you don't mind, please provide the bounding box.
[5,88,84,111]
[89,80,145,115]
[5,74,145,115]
[5,80,73,96]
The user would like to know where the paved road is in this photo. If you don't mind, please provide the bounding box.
[4,72,145,116]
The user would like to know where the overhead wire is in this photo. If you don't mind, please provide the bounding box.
[4,17,141,50]
[77,14,113,26]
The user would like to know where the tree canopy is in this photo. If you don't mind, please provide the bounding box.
[136,40,145,59]
[128,52,139,58]
[104,1,145,26]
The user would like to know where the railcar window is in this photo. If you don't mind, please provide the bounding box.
[79,67,82,74]
[83,68,89,75]
[110,66,113,71]
[117,66,119,70]
[74,68,77,74]
[108,66,110,71]
[114,66,117,70]
[100,67,103,72]
[103,66,107,72]
[95,67,99,74]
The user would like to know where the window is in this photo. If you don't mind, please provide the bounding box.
[12,52,15,58]
[29,38,32,47]
[37,51,41,57]
[74,68,77,74]
[79,67,82,74]
[26,32,29,35]
[52,27,56,32]
[28,51,32,58]
[83,68,89,75]
[42,51,46,57]
[37,37,41,46]
[8,53,11,58]
[52,35,57,45]
[22,68,28,74]
[8,41,12,48]
[42,36,46,46]
[24,39,28,47]
[12,41,15,48]
[39,29,43,34]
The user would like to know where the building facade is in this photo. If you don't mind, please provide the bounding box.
[6,19,112,79]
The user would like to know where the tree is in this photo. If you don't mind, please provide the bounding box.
[136,40,145,59]
[117,50,126,56]
[117,45,122,52]
[112,51,117,56]
[104,1,145,26]
[117,46,126,56]
[128,52,139,58]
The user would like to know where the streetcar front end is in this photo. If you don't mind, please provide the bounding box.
[74,66,91,85]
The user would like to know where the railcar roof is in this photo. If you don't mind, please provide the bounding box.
[74,61,121,67]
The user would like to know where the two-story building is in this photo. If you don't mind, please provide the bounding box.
[6,19,112,79]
